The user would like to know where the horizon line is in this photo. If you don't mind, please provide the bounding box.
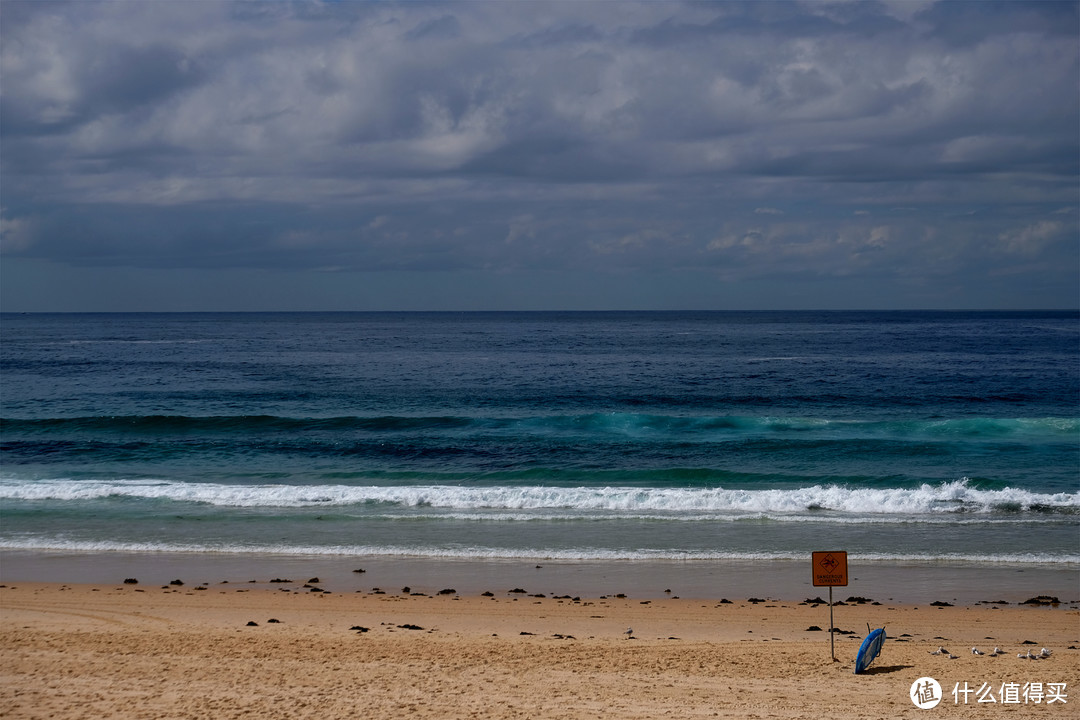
[2,309,1078,315]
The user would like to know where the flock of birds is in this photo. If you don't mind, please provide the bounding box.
[929,646,1053,660]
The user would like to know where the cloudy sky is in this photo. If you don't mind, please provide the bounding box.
[1,0,1077,311]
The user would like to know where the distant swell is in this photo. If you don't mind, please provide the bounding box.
[3,413,1077,439]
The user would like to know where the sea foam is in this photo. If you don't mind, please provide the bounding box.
[0,537,1075,565]
[2,477,1075,515]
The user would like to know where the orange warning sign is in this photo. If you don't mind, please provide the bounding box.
[812,551,848,587]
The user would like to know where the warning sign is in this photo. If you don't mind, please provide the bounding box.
[812,551,848,587]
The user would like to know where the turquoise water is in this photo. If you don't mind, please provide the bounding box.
[1,311,1077,566]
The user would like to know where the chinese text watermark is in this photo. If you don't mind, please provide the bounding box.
[910,678,1067,708]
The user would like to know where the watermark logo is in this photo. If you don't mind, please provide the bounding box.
[911,677,943,709]
[910,676,1068,708]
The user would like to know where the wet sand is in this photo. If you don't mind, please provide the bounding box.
[2,579,1077,719]
[3,550,1079,605]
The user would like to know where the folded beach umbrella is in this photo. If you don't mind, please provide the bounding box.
[854,627,886,674]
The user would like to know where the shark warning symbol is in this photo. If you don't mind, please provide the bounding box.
[812,551,848,587]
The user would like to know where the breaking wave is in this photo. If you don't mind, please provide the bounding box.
[2,477,1076,516]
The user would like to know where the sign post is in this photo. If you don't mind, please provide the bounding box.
[812,551,848,661]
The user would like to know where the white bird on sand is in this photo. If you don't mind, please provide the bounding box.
[971,647,984,655]
[946,653,958,659]
[990,647,1003,657]
[1040,648,1052,658]
[624,627,633,638]
[1018,651,1036,659]
[929,646,948,655]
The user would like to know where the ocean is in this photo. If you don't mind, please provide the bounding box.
[1,311,1077,597]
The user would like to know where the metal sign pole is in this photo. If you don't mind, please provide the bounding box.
[829,586,835,661]
[812,551,847,664]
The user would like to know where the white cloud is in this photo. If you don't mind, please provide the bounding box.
[997,221,1063,256]
[0,210,34,253]
[504,215,537,245]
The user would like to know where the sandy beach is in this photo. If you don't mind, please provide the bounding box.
[2,576,1076,719]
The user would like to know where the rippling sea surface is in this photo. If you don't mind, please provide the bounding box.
[1,311,1077,569]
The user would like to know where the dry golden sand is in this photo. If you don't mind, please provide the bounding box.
[1,582,1077,719]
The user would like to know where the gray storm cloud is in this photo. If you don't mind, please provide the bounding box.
[1,0,1076,309]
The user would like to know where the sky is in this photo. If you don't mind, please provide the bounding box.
[1,0,1077,312]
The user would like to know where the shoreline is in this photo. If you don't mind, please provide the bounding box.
[2,580,1077,719]
[2,549,1077,606]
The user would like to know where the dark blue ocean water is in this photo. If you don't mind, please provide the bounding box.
[1,311,1077,565]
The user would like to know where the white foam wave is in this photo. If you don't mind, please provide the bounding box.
[365,511,1074,526]
[1,478,1075,515]
[0,537,1075,565]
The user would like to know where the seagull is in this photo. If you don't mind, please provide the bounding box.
[1040,648,1052,658]
[1018,651,1036,659]
[929,646,948,655]
[990,647,1003,657]
[971,647,984,655]
[624,627,633,638]
[946,653,958,659]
